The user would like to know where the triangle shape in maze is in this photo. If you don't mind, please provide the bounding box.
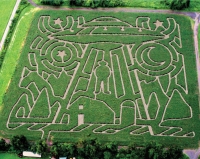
[147,93,160,119]
[176,67,187,93]
[79,44,89,57]
[173,24,182,48]
[163,90,192,120]
[127,44,135,51]
[30,88,50,118]
[158,74,170,93]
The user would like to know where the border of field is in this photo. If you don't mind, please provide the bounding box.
[0,6,39,110]
[0,0,19,50]
[0,0,17,40]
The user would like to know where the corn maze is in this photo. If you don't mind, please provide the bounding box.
[2,11,199,145]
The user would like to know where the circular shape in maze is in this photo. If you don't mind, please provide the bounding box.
[52,46,72,63]
[136,43,173,76]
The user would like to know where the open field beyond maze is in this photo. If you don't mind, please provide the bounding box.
[0,0,16,41]
[0,10,199,148]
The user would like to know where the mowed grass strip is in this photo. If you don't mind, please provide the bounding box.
[0,0,17,40]
[0,6,37,108]
[0,153,48,159]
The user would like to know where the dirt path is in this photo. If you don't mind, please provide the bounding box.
[194,12,200,93]
[184,149,200,159]
[0,0,21,51]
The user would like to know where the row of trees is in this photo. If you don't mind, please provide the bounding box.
[38,0,190,10]
[0,135,188,159]
[69,0,124,8]
[162,0,190,10]
[39,0,64,6]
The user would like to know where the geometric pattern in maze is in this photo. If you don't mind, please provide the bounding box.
[7,15,195,139]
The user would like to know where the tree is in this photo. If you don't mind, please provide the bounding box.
[102,142,118,159]
[53,0,64,6]
[162,0,190,10]
[11,135,29,154]
[77,138,103,159]
[171,0,190,10]
[61,143,77,158]
[50,142,77,158]
[69,0,124,8]
[31,139,48,157]
[50,142,61,158]
[143,142,166,159]
[166,145,186,159]
[116,148,128,159]
[39,0,63,6]
[0,138,10,151]
[127,144,143,159]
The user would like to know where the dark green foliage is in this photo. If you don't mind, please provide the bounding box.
[50,142,77,158]
[76,138,103,159]
[0,139,10,151]
[11,135,29,153]
[1,135,188,158]
[54,139,188,159]
[125,142,189,159]
[69,0,124,8]
[102,142,118,159]
[142,142,166,159]
[43,139,189,159]
[162,0,190,10]
[39,0,64,6]
[166,146,186,159]
[31,139,48,157]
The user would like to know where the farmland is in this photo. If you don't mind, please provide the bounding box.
[0,10,199,147]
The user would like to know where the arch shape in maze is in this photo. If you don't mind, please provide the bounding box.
[6,14,196,139]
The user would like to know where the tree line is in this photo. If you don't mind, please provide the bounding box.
[0,135,189,159]
[39,0,190,10]
[69,0,124,8]
[39,0,64,6]
[162,0,190,10]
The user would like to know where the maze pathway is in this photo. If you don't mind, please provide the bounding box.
[5,12,198,140]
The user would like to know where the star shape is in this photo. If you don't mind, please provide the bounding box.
[154,20,163,29]
[57,50,66,62]
[54,18,63,25]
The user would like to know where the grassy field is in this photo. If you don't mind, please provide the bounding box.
[0,153,48,159]
[0,0,16,41]
[0,5,37,107]
[0,9,199,148]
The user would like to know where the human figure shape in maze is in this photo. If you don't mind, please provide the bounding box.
[94,61,111,94]
[6,15,195,139]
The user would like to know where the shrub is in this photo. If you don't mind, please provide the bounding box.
[162,0,190,10]
[69,0,124,8]
[39,0,64,6]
